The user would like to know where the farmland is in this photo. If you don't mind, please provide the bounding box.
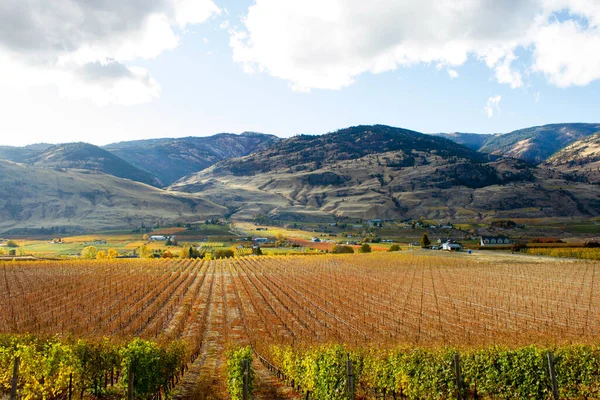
[1,252,600,398]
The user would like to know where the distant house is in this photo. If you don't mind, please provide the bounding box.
[480,236,511,246]
[310,237,321,243]
[150,235,174,241]
[442,240,462,251]
[254,238,268,244]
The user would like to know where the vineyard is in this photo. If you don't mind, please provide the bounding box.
[1,253,600,398]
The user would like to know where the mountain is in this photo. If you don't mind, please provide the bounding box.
[432,132,494,151]
[104,132,280,186]
[201,125,485,177]
[478,123,600,164]
[171,125,600,222]
[0,143,53,163]
[30,142,162,187]
[0,159,226,234]
[545,133,600,184]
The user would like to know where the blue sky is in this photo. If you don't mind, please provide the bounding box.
[1,0,600,146]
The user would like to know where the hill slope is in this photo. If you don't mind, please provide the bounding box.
[545,133,600,184]
[172,125,600,222]
[479,123,600,164]
[31,142,162,187]
[205,125,485,177]
[0,143,53,163]
[0,159,227,234]
[104,132,280,185]
[432,132,494,151]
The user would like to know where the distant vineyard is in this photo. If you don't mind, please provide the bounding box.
[526,247,600,260]
[1,253,599,398]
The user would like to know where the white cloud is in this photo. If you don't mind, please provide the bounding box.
[0,0,219,105]
[484,95,502,118]
[532,19,600,87]
[230,0,600,91]
[448,69,459,79]
[534,91,541,103]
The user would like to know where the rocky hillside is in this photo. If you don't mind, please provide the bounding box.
[205,125,485,177]
[545,133,600,184]
[30,142,162,187]
[478,123,600,164]
[0,159,226,234]
[104,132,280,185]
[172,125,600,222]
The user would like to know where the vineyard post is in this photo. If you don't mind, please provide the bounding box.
[547,352,559,400]
[10,356,20,400]
[68,373,73,400]
[454,353,463,400]
[347,356,355,400]
[242,358,249,400]
[128,360,135,400]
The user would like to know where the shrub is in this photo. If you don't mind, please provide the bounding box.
[138,244,153,259]
[214,249,235,259]
[359,243,372,253]
[511,243,527,253]
[107,249,118,259]
[81,246,98,259]
[388,244,401,252]
[6,240,18,248]
[332,245,354,254]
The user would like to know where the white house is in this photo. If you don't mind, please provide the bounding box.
[149,235,167,241]
[442,241,462,251]
[254,238,268,243]
[480,236,511,246]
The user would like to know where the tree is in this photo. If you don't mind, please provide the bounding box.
[82,246,98,259]
[420,233,431,248]
[0,248,4,256]
[162,250,174,258]
[358,243,372,253]
[96,251,107,260]
[6,240,18,248]
[252,246,263,256]
[142,234,149,241]
[388,244,401,252]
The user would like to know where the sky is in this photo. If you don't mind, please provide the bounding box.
[1,0,600,146]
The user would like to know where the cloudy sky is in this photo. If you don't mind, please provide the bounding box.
[2,0,600,146]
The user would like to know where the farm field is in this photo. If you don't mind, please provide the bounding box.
[1,252,600,398]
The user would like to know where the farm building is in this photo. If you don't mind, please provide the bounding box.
[149,235,168,241]
[442,240,462,251]
[254,238,268,243]
[480,236,511,246]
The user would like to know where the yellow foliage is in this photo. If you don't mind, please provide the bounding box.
[107,249,118,259]
[96,251,107,260]
[81,246,98,259]
[138,244,153,259]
